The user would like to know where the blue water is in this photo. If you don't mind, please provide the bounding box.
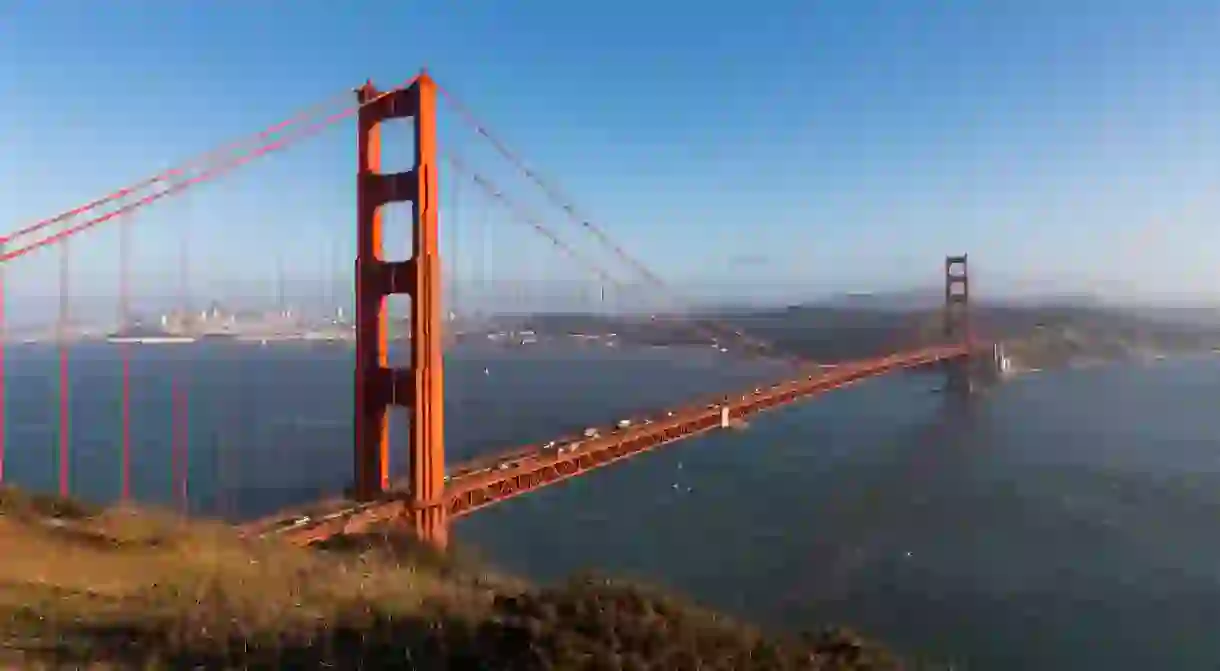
[4,342,1220,669]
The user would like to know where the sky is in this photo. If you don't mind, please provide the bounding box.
[2,0,1220,322]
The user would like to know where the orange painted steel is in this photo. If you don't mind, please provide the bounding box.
[943,254,973,391]
[944,254,970,343]
[442,344,966,518]
[262,344,970,546]
[353,72,448,546]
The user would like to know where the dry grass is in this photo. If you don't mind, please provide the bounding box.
[0,487,502,668]
[0,487,905,670]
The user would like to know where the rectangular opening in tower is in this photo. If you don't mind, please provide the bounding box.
[378,117,417,176]
[381,202,415,353]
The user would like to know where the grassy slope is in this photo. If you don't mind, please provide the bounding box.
[0,487,903,670]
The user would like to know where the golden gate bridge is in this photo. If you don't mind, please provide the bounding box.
[0,70,993,549]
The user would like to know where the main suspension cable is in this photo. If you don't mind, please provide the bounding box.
[1,76,425,265]
[445,150,813,367]
[2,75,425,263]
[436,82,804,365]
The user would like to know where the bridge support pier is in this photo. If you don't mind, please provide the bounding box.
[354,72,448,548]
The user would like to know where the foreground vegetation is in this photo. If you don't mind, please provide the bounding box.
[0,487,903,669]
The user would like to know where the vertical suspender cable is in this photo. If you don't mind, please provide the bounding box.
[173,376,189,515]
[0,238,6,485]
[450,168,460,336]
[57,240,70,498]
[171,377,179,513]
[175,186,192,516]
[118,210,132,501]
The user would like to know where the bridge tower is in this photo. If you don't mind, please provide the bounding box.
[354,73,447,547]
[943,254,973,394]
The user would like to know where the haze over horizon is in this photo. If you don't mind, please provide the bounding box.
[6,279,1219,332]
[3,2,1220,316]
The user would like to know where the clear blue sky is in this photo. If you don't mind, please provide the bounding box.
[2,1,1220,321]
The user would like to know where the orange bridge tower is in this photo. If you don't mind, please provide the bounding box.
[353,72,447,547]
[943,254,973,395]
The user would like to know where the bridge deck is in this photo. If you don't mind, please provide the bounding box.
[249,344,968,544]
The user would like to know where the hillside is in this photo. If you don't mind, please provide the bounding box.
[958,304,1220,370]
[513,302,1220,370]
[0,487,903,670]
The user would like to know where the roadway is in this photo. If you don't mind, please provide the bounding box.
[247,343,969,544]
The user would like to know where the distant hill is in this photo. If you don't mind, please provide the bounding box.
[705,289,1118,314]
[1123,305,1220,328]
[814,288,944,311]
[510,300,1220,369]
[964,304,1220,370]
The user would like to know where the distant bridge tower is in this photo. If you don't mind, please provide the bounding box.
[943,254,973,394]
[354,72,447,547]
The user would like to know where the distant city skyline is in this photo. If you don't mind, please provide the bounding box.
[5,272,1219,332]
